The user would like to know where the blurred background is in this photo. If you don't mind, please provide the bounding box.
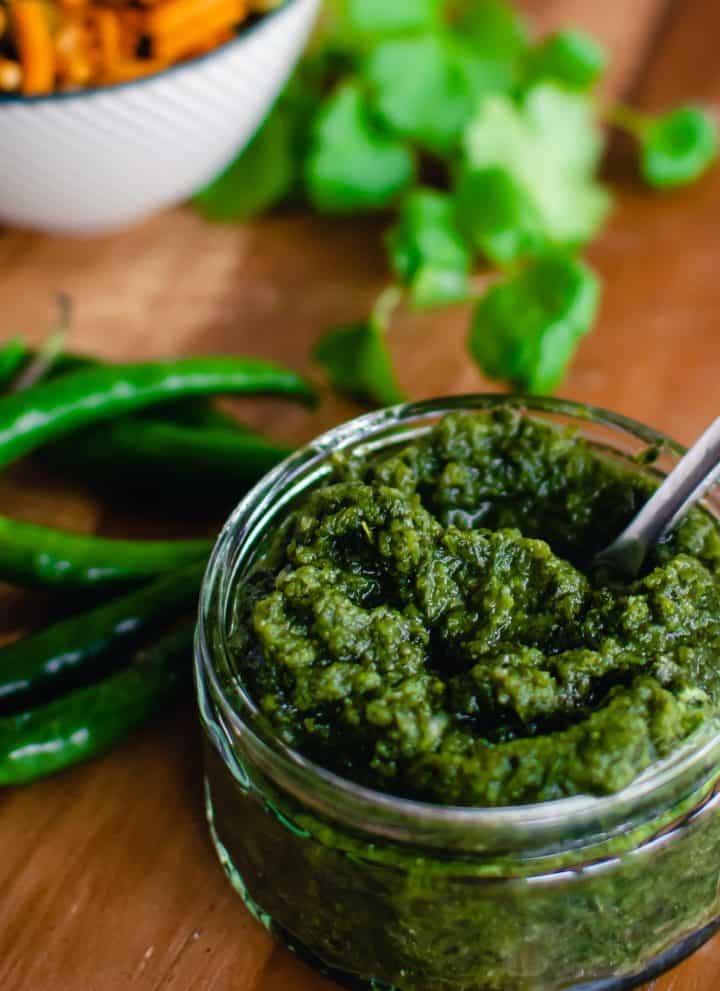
[0,0,716,452]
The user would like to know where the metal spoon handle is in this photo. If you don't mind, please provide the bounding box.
[595,417,720,578]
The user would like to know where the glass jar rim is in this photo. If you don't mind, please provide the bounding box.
[195,394,720,853]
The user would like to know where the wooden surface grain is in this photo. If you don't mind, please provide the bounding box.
[0,1,719,988]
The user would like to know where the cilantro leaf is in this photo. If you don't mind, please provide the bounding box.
[314,290,406,406]
[305,83,415,213]
[641,106,718,189]
[468,251,600,393]
[193,56,335,220]
[449,36,520,105]
[446,0,529,100]
[319,0,441,55]
[463,83,611,247]
[455,166,545,264]
[451,0,529,61]
[525,30,607,90]
[387,189,471,307]
[336,0,442,37]
[194,106,297,221]
[364,33,477,154]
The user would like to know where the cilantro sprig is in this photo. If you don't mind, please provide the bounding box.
[313,289,407,406]
[462,84,611,247]
[195,0,719,401]
[305,82,416,212]
[387,189,472,307]
[611,103,718,189]
[469,251,600,394]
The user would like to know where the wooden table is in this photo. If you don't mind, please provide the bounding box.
[1,1,719,988]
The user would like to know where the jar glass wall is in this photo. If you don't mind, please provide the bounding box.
[195,396,720,991]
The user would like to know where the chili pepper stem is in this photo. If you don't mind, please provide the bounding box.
[11,294,72,393]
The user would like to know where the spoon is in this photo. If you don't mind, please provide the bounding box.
[594,417,720,579]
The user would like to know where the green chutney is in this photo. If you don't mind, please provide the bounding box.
[202,404,720,990]
[230,409,720,806]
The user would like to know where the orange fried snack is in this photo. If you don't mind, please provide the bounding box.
[12,1,55,95]
[0,0,274,94]
[144,0,246,62]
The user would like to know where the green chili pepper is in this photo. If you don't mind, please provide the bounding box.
[16,349,242,432]
[0,515,210,587]
[0,561,205,709]
[152,399,239,431]
[0,338,28,391]
[0,348,89,395]
[10,349,289,502]
[0,357,314,469]
[41,419,292,494]
[10,346,258,432]
[40,351,93,378]
[0,621,194,786]
[51,356,245,431]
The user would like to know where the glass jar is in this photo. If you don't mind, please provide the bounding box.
[195,395,720,991]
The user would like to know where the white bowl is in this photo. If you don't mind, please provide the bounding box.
[0,0,320,234]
